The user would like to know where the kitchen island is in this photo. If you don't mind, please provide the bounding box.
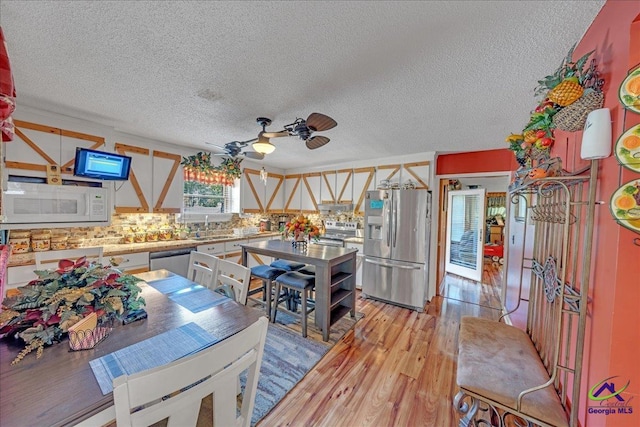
[241,240,357,341]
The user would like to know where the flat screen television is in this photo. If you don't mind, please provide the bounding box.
[73,148,132,181]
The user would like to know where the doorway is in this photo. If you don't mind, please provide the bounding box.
[436,174,510,309]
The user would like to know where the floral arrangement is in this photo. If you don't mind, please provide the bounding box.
[506,45,603,168]
[283,215,320,242]
[0,257,145,364]
[180,152,243,186]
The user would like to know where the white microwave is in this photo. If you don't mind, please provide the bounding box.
[1,182,111,229]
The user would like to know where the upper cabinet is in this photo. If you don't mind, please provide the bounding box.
[300,172,321,213]
[352,167,376,215]
[283,174,302,213]
[5,120,105,179]
[335,168,353,204]
[113,142,183,214]
[320,170,337,203]
[241,168,284,214]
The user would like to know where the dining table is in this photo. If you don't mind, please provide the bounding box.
[0,269,262,427]
[241,240,357,342]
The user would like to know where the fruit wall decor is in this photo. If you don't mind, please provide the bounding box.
[507,45,604,168]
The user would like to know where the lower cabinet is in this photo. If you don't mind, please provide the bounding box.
[108,252,150,274]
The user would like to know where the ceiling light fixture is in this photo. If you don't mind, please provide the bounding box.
[252,135,275,154]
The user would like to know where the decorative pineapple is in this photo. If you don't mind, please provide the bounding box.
[535,45,594,107]
[547,76,583,106]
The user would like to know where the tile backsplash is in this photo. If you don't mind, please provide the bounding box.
[6,211,359,248]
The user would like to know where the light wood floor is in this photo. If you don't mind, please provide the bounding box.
[440,261,503,309]
[258,273,503,426]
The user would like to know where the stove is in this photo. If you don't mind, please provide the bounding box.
[313,221,359,247]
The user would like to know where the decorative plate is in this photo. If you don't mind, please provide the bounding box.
[609,179,640,234]
[618,66,640,114]
[614,124,640,172]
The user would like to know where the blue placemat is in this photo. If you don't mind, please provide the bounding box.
[89,322,219,395]
[168,286,229,313]
[147,274,197,295]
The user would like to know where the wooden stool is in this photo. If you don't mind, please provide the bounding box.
[272,271,316,338]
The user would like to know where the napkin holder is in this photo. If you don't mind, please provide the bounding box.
[68,313,113,351]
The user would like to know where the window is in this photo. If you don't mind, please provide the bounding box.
[183,180,237,213]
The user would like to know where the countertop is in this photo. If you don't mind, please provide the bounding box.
[7,232,281,267]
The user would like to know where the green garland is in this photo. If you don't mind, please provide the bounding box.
[180,151,242,180]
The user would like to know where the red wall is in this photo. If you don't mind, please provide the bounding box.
[435,148,517,175]
[557,2,640,426]
[436,2,640,425]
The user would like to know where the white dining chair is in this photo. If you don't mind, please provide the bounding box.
[35,247,104,270]
[112,316,268,427]
[215,258,252,305]
[185,251,219,288]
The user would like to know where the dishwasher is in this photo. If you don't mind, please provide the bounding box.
[149,247,196,278]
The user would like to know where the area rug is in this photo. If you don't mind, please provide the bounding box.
[244,302,364,425]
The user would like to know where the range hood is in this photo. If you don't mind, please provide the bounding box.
[317,203,354,213]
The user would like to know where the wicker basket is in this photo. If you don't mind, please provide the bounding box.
[552,90,604,132]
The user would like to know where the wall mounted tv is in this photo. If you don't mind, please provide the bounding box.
[73,148,132,181]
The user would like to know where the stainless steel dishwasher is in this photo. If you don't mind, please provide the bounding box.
[149,247,196,277]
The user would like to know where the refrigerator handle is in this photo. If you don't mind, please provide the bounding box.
[392,193,398,248]
[385,197,391,247]
[365,258,421,270]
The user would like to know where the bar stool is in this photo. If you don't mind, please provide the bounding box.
[272,271,316,337]
[297,264,315,275]
[249,265,285,318]
[270,259,305,272]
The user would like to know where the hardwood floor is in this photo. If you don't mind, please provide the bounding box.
[258,285,503,426]
[439,261,503,309]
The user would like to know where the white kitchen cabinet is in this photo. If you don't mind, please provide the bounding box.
[344,242,363,289]
[108,252,150,274]
[196,241,226,256]
[240,168,285,214]
[352,167,376,215]
[399,161,431,190]
[113,143,183,214]
[265,172,285,213]
[152,150,183,213]
[335,168,353,204]
[223,239,247,264]
[241,168,264,214]
[5,120,106,180]
[320,170,337,203]
[244,236,278,268]
[283,174,302,213]
[113,143,153,213]
[300,172,321,213]
[6,264,38,295]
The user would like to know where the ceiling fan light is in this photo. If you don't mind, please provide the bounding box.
[252,139,275,154]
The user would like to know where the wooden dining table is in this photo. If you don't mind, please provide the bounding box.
[241,240,357,342]
[0,269,262,427]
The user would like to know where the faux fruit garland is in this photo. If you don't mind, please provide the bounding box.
[507,45,603,168]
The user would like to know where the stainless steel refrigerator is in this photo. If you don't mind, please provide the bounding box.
[362,189,431,311]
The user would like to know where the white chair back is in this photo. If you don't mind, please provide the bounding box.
[216,258,251,305]
[113,316,268,427]
[186,251,218,288]
[35,247,104,270]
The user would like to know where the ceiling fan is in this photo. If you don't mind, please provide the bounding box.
[263,112,337,150]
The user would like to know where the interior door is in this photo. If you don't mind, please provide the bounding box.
[445,189,486,282]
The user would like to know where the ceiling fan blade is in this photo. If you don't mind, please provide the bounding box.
[243,151,265,160]
[262,130,290,138]
[306,113,337,132]
[306,135,330,150]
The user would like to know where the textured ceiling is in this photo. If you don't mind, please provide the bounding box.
[2,1,605,169]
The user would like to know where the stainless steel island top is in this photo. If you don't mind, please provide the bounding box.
[241,240,357,341]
